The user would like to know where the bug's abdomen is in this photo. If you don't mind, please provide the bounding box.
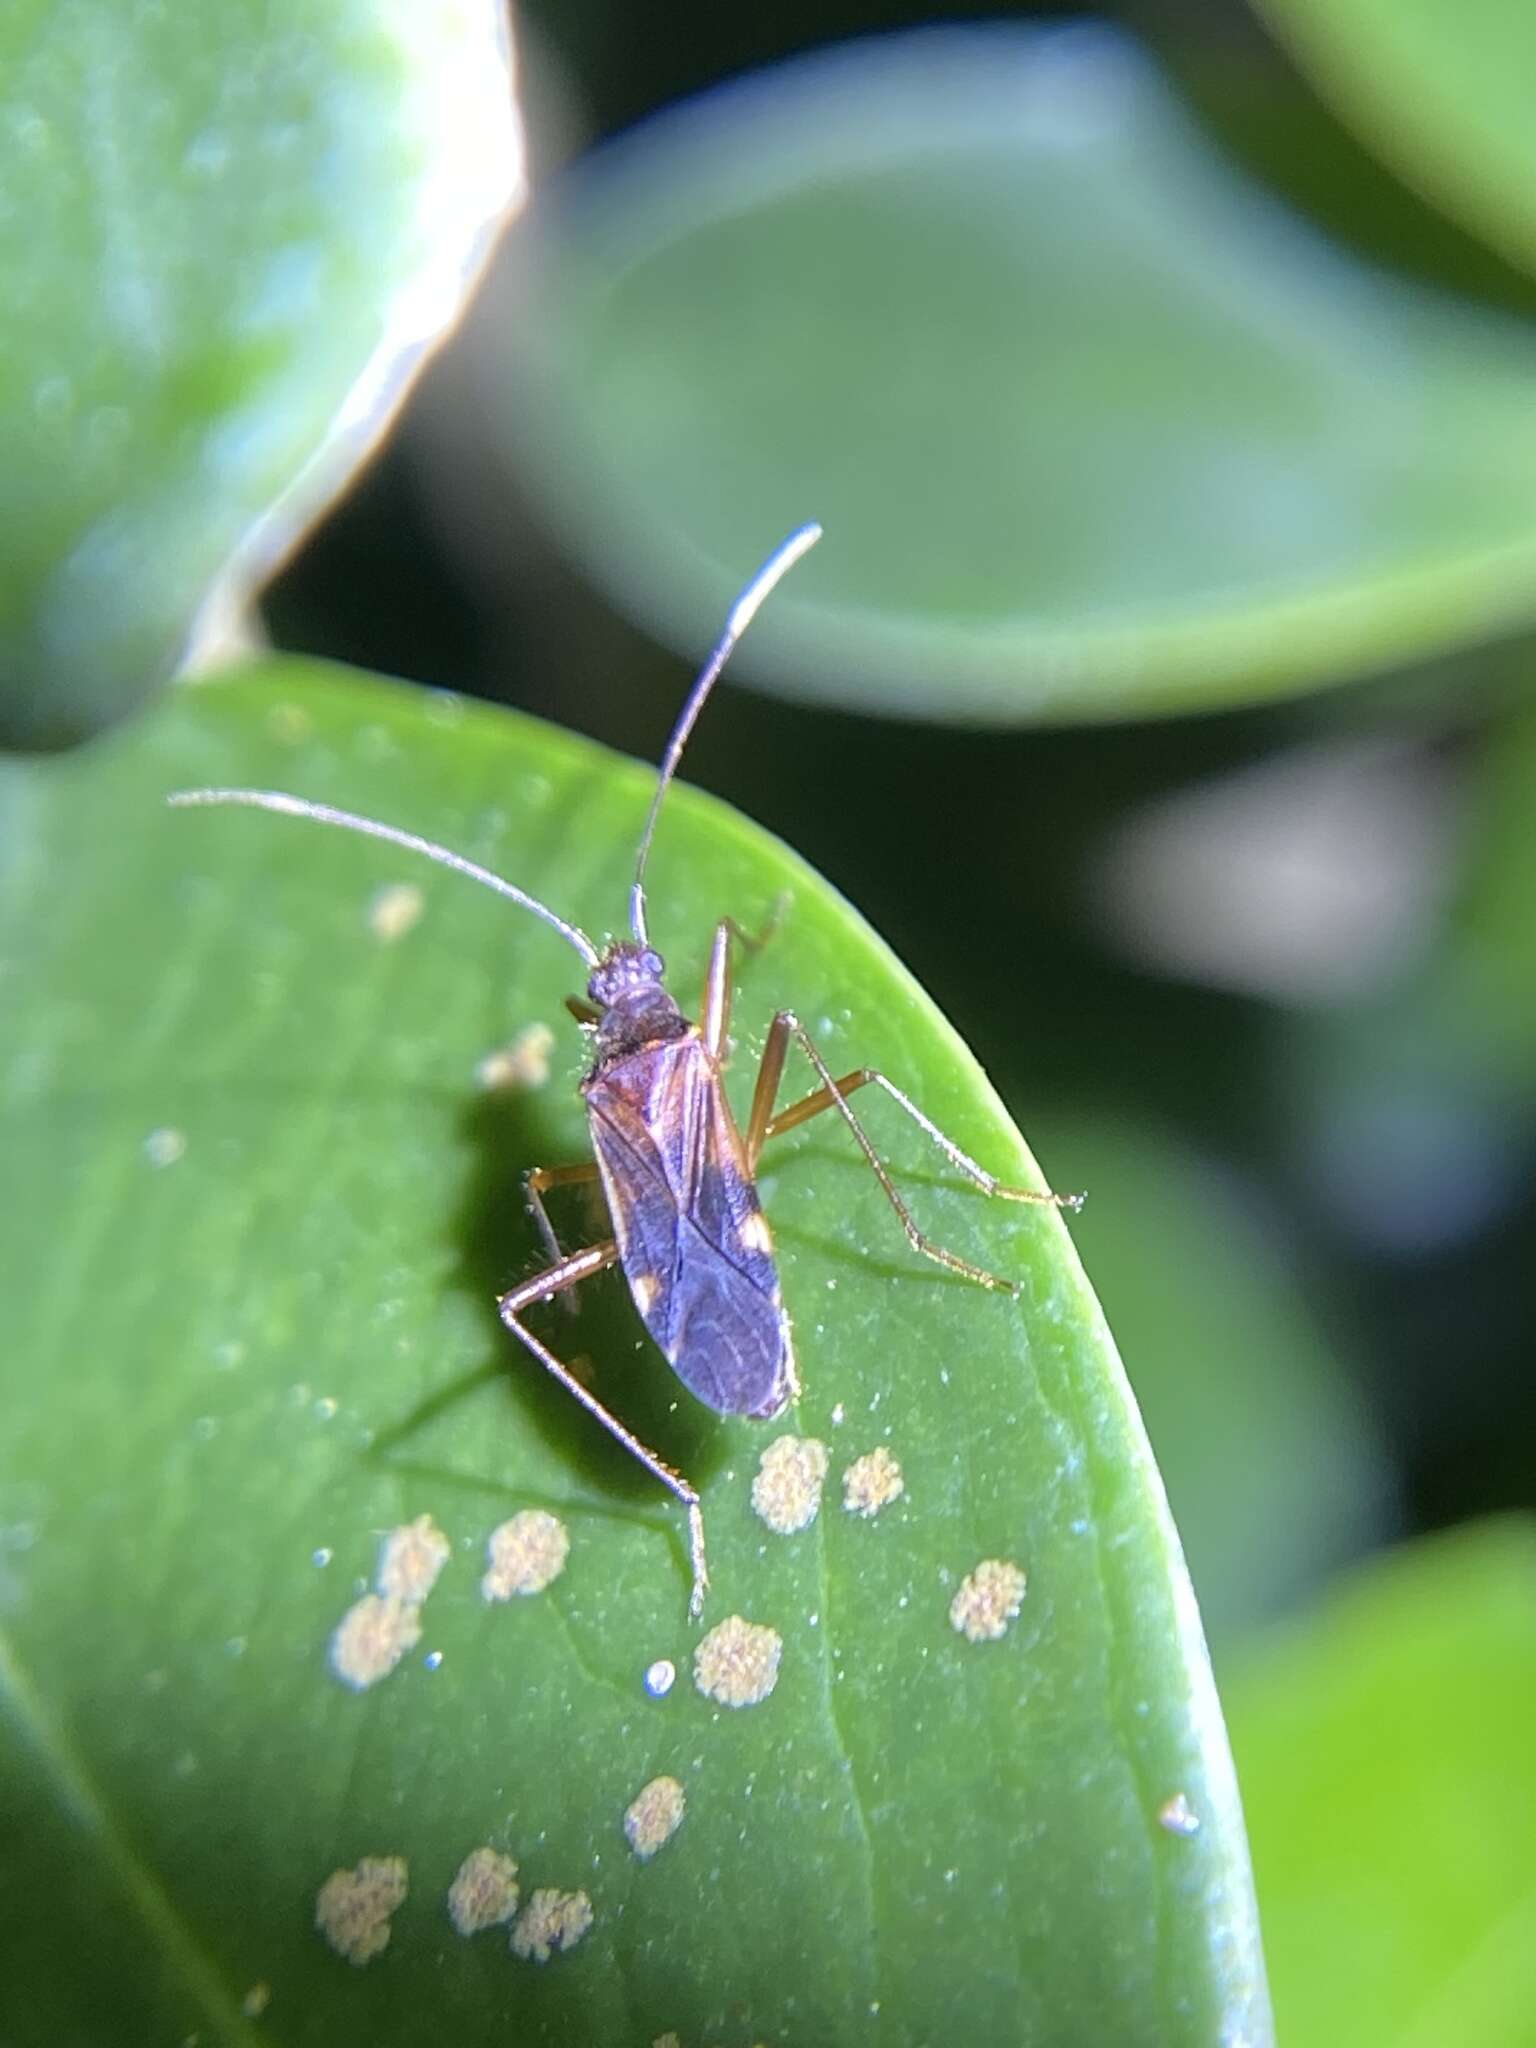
[585,1036,794,1420]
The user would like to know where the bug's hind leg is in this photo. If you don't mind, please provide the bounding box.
[497,1241,709,1618]
[744,1011,1082,1296]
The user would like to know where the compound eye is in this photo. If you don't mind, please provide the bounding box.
[641,948,665,979]
[585,965,607,1005]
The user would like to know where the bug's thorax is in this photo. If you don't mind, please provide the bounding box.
[584,940,690,1072]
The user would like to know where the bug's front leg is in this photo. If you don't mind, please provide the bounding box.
[701,899,791,1059]
[497,1242,710,1617]
[744,1011,1082,1296]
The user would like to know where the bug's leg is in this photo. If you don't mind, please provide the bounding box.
[732,894,791,953]
[498,1241,710,1618]
[765,1064,1084,1208]
[525,1161,604,1316]
[565,995,600,1027]
[701,897,792,1058]
[701,921,735,1058]
[743,1005,793,1160]
[746,1012,1082,1296]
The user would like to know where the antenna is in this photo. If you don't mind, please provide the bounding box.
[167,788,601,968]
[629,521,822,947]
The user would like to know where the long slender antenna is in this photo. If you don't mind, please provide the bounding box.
[629,521,822,947]
[167,787,601,968]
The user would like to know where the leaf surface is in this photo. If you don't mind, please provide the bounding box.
[0,658,1269,2044]
[1026,1109,1391,1643]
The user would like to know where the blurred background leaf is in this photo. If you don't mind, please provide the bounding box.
[1257,0,1536,281]
[0,658,1266,2045]
[430,23,1536,723]
[1453,692,1536,1082]
[1226,1518,1536,2048]
[0,0,519,749]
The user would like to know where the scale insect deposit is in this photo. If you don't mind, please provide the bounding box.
[170,524,1080,1616]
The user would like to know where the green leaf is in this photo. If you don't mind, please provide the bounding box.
[0,0,517,751]
[480,22,1536,724]
[1226,1519,1536,2048]
[1023,1109,1391,1643]
[0,658,1268,2043]
[1256,0,1536,281]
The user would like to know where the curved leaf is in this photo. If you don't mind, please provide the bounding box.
[1256,0,1536,282]
[0,0,518,750]
[0,659,1269,2043]
[475,22,1536,724]
[1023,1109,1392,1643]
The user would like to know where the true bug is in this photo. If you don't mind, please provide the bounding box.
[170,525,1080,1616]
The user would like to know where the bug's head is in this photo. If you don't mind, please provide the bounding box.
[588,941,685,1056]
[588,941,665,1009]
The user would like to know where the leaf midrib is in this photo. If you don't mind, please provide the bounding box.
[0,1617,256,2043]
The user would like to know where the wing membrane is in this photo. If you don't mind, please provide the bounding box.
[586,1035,792,1418]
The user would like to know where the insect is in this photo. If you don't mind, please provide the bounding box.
[170,524,1080,1616]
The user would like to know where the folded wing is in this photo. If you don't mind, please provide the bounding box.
[586,1035,793,1419]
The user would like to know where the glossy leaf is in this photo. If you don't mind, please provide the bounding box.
[0,0,518,749]
[1257,0,1536,280]
[0,658,1268,2044]
[478,22,1536,724]
[1023,1109,1392,1643]
[1227,1519,1536,2047]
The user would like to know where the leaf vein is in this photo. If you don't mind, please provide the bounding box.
[0,1618,254,2041]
